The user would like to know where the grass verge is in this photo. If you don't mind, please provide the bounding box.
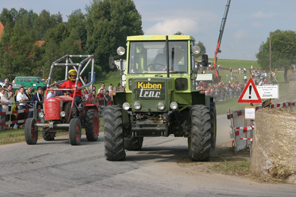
[0,117,104,145]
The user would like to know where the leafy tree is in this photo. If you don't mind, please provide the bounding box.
[86,0,143,72]
[195,41,206,59]
[42,24,82,81]
[66,9,87,50]
[0,22,43,79]
[0,8,15,29]
[34,10,63,40]
[256,29,296,82]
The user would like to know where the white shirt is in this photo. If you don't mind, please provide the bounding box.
[244,76,247,80]
[17,92,28,106]
[98,87,105,94]
[46,92,55,99]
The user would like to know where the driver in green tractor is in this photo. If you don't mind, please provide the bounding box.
[136,44,184,72]
[54,69,82,106]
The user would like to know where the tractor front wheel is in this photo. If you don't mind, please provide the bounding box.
[104,106,125,161]
[188,105,212,161]
[69,118,81,145]
[24,118,38,145]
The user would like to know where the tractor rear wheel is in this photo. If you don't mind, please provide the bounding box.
[69,118,81,145]
[188,105,212,161]
[124,136,143,151]
[85,109,99,141]
[104,106,125,161]
[24,118,38,145]
[42,130,55,141]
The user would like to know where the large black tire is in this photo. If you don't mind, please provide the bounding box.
[85,109,99,141]
[210,102,217,150]
[124,136,143,151]
[69,118,81,145]
[188,105,212,161]
[24,118,38,145]
[42,131,55,141]
[104,106,126,161]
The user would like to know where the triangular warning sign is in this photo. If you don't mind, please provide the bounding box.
[238,78,262,103]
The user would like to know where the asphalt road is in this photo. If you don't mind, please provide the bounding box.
[0,114,295,197]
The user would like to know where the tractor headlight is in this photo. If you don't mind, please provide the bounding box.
[117,46,125,56]
[39,112,44,118]
[122,102,130,110]
[157,102,165,111]
[170,102,178,110]
[60,111,66,117]
[133,101,141,110]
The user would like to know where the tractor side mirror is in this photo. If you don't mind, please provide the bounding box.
[202,54,208,67]
[109,57,115,69]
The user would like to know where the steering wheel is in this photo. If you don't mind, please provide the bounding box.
[61,89,73,95]
[148,63,166,71]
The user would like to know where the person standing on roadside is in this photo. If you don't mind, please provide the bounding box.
[17,87,29,110]
[29,86,44,118]
[0,88,11,130]
[26,87,33,104]
[98,83,105,94]
[16,87,29,128]
[4,84,14,128]
[244,75,247,83]
[3,78,9,87]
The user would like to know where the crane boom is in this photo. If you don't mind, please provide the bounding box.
[213,0,231,81]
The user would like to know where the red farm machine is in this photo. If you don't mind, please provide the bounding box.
[213,0,231,82]
[25,55,100,145]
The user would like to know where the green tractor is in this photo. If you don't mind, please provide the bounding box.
[105,35,216,161]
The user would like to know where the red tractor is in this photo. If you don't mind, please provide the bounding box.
[24,55,100,145]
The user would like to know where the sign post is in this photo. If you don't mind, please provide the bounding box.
[256,85,279,99]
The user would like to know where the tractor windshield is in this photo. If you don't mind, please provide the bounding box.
[128,41,188,74]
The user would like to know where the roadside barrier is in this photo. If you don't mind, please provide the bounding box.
[227,100,296,152]
[0,101,42,129]
[0,108,42,127]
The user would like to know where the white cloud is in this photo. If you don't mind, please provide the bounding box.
[144,19,198,35]
[251,11,275,19]
[252,22,262,28]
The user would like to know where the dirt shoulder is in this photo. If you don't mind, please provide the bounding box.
[176,143,282,184]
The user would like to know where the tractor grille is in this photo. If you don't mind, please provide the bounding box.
[133,82,165,100]
[44,100,60,120]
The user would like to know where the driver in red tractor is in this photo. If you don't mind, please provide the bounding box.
[54,69,82,106]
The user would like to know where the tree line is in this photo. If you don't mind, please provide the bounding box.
[0,0,143,81]
[257,29,296,83]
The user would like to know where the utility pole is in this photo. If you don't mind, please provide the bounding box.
[269,32,272,80]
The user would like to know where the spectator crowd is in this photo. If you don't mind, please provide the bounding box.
[196,65,275,102]
[0,76,125,131]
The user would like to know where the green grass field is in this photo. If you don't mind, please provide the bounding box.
[196,58,260,69]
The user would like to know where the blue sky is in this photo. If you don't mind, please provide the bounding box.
[2,0,296,60]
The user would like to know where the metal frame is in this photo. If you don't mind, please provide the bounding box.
[47,55,95,93]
